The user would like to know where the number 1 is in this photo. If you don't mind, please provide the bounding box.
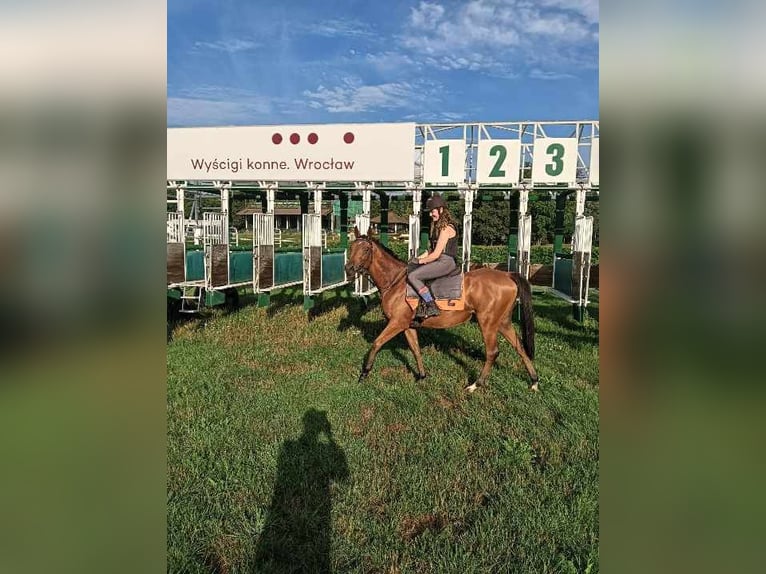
[439,145,449,177]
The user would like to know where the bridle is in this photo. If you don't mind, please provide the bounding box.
[349,237,407,294]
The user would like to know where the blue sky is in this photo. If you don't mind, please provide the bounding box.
[168,0,598,126]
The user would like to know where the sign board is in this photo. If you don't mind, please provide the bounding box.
[589,138,599,185]
[423,140,466,184]
[168,123,415,181]
[531,137,578,184]
[477,139,522,185]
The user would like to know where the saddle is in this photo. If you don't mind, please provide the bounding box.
[405,265,465,311]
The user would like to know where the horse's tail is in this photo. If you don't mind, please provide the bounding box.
[509,272,535,360]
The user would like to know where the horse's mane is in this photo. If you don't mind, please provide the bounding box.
[359,235,405,265]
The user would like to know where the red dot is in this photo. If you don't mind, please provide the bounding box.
[308,132,318,144]
[290,133,300,144]
[343,132,355,144]
[272,133,282,144]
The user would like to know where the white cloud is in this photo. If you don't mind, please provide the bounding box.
[364,51,417,72]
[539,0,599,25]
[302,77,437,113]
[167,86,275,126]
[410,2,446,30]
[300,19,374,38]
[529,69,577,80]
[193,38,260,53]
[402,0,597,75]
[403,111,467,122]
[168,97,273,126]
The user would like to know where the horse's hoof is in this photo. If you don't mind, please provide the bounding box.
[464,382,479,393]
[358,369,370,383]
[415,372,427,381]
[529,382,539,392]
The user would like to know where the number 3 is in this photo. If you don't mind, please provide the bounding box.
[545,143,564,176]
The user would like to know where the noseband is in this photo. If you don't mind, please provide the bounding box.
[349,237,374,275]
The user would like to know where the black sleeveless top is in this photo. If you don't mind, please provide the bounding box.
[429,224,458,260]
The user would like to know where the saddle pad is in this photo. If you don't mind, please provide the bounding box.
[406,274,465,311]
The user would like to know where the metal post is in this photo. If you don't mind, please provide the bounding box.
[339,192,349,248]
[420,190,430,252]
[507,190,519,271]
[408,182,421,259]
[177,186,185,217]
[461,185,474,273]
[553,192,567,254]
[379,192,390,247]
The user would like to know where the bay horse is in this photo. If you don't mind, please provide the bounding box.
[344,229,539,392]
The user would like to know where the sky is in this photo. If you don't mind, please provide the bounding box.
[168,0,598,127]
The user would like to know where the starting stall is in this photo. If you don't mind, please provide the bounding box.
[167,181,250,313]
[302,183,349,310]
[353,182,377,298]
[167,121,598,320]
[252,182,304,307]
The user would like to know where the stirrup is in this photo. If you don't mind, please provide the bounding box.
[423,301,441,318]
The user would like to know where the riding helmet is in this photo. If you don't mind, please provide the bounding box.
[426,195,447,210]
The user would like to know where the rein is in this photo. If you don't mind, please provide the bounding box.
[378,267,407,294]
[353,238,407,295]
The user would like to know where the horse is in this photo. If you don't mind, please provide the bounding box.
[344,229,539,392]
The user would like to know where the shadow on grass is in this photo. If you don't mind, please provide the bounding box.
[532,292,599,349]
[336,298,486,381]
[252,409,349,574]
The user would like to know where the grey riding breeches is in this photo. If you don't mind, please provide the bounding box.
[407,255,457,294]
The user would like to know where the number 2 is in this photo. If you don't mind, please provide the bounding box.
[489,144,506,177]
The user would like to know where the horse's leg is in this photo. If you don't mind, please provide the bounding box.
[359,320,407,383]
[403,328,426,380]
[465,316,501,393]
[498,321,540,391]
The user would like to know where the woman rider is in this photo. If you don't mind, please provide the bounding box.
[407,195,459,320]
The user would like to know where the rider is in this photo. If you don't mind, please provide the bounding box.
[407,194,459,320]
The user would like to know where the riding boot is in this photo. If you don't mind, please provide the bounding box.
[423,300,441,318]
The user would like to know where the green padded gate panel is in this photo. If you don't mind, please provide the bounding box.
[321,252,346,287]
[274,251,303,286]
[553,254,573,297]
[229,251,253,284]
[186,250,204,282]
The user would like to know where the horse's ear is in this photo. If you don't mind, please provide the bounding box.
[352,225,360,239]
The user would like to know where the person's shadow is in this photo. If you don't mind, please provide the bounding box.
[253,409,349,573]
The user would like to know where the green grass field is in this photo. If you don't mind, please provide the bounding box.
[167,288,599,573]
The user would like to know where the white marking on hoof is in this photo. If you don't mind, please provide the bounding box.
[465,383,478,393]
[529,382,539,392]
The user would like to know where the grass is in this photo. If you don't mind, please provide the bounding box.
[167,287,599,573]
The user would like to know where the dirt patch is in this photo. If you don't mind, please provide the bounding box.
[378,366,407,378]
[271,363,313,376]
[385,423,408,434]
[436,396,456,410]
[399,513,448,541]
[367,497,388,519]
[200,535,242,574]
[350,405,376,437]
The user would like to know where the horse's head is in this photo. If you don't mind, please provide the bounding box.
[345,226,375,281]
